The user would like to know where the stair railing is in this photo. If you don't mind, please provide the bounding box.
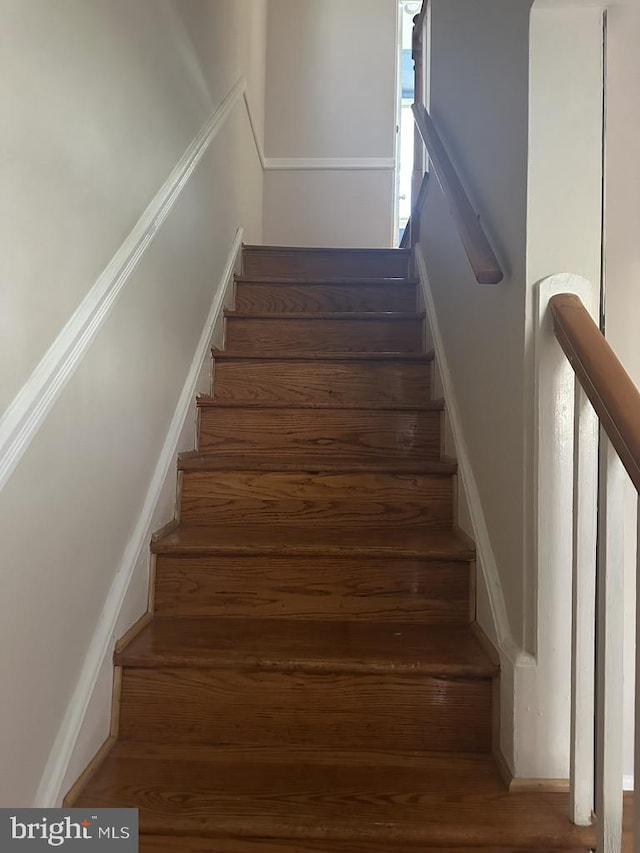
[411,2,428,213]
[400,3,428,250]
[403,2,503,284]
[539,279,638,853]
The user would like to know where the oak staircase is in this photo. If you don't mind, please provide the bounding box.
[70,245,595,852]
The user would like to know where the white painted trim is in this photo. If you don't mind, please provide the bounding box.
[415,245,527,666]
[239,93,393,173]
[623,775,634,791]
[525,273,598,782]
[0,75,248,496]
[243,91,265,169]
[570,383,598,825]
[263,157,396,171]
[35,229,244,807]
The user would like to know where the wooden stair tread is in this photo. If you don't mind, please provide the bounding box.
[178,452,457,475]
[69,242,529,847]
[224,311,426,320]
[140,841,591,853]
[235,275,418,285]
[197,397,444,411]
[151,525,474,560]
[116,618,497,676]
[243,244,411,256]
[212,349,434,361]
[75,744,595,848]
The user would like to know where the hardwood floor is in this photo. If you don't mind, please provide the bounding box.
[71,245,596,851]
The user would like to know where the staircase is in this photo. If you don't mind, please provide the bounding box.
[71,245,595,852]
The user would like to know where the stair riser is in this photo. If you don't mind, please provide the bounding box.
[198,409,442,458]
[119,668,492,753]
[225,318,424,353]
[235,283,417,313]
[180,470,453,527]
[213,360,431,405]
[243,250,410,279]
[153,555,471,622]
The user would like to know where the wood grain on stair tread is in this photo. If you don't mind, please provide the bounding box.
[141,840,591,853]
[116,619,497,676]
[178,452,457,475]
[225,311,425,320]
[153,555,470,622]
[213,358,431,405]
[66,240,603,851]
[225,317,424,353]
[235,281,417,313]
[623,792,634,853]
[197,407,442,458]
[118,668,492,751]
[212,349,434,361]
[242,246,410,279]
[198,397,443,410]
[235,275,418,284]
[179,469,454,527]
[75,744,595,848]
[151,525,475,560]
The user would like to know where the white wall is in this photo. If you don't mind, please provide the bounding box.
[418,0,535,777]
[0,0,266,806]
[263,0,397,247]
[419,0,533,647]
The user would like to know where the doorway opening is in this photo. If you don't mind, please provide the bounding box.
[395,1,420,245]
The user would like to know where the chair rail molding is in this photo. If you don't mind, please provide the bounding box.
[0,75,248,496]
[239,91,393,173]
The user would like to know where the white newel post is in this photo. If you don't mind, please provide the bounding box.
[534,274,598,805]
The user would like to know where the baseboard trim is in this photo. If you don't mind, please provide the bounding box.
[493,748,571,793]
[510,777,570,793]
[414,245,525,665]
[494,747,514,789]
[150,517,180,542]
[34,228,243,807]
[239,97,394,174]
[243,91,265,169]
[264,157,396,171]
[470,620,501,668]
[62,736,117,808]
[114,611,153,655]
[502,773,632,795]
[0,75,247,496]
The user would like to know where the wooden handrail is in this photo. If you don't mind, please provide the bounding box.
[400,172,430,248]
[413,0,428,32]
[412,103,503,285]
[411,6,427,209]
[550,293,640,493]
